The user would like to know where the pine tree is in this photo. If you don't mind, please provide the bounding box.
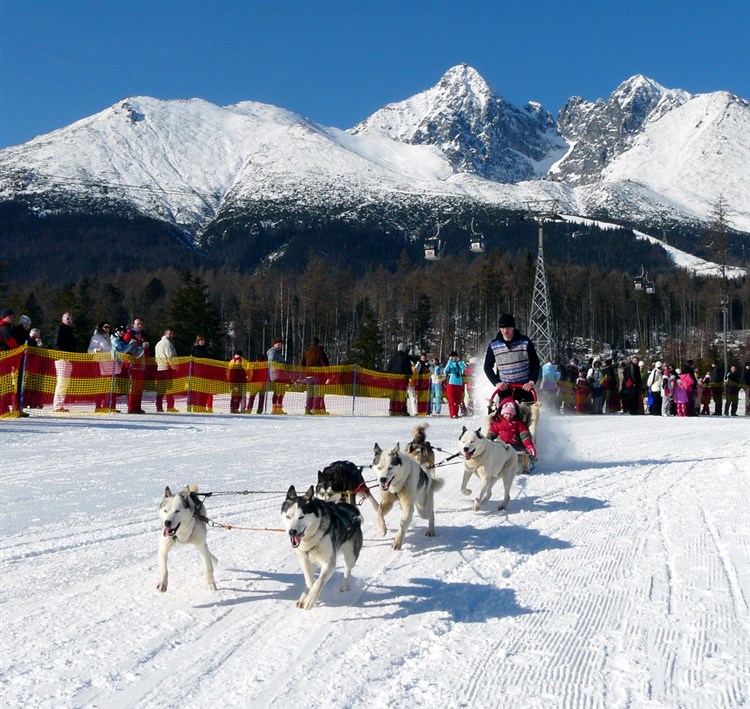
[348,299,383,369]
[166,273,223,357]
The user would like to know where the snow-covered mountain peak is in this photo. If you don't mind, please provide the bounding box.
[597,90,750,233]
[349,65,566,183]
[434,63,496,106]
[612,74,667,105]
[611,74,691,122]
[349,64,498,143]
[554,75,692,186]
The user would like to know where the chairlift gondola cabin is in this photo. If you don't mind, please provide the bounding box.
[468,218,485,253]
[634,265,655,294]
[423,223,444,261]
[633,265,646,292]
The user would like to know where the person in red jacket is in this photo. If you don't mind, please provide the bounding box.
[0,308,19,351]
[575,368,591,413]
[487,398,537,472]
[0,308,21,416]
[123,318,149,414]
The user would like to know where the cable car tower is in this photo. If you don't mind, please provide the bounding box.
[526,201,564,364]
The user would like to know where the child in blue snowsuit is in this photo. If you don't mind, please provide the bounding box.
[430,357,444,415]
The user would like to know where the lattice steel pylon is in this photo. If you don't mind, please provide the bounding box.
[526,202,562,363]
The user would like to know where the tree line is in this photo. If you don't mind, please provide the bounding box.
[2,250,748,373]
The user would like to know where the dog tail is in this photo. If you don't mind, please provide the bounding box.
[412,423,429,443]
[430,475,445,493]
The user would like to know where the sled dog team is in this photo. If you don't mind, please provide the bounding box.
[158,422,526,608]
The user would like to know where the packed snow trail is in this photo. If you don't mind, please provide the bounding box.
[1,413,748,708]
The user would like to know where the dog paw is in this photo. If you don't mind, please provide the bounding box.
[497,502,508,511]
[156,582,167,593]
[302,597,318,610]
[425,529,435,537]
[472,501,481,512]
[339,581,350,592]
[461,487,472,496]
[207,582,217,590]
[392,538,403,550]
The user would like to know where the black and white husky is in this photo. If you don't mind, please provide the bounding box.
[157,485,218,592]
[281,485,363,610]
[315,460,379,511]
[371,442,445,550]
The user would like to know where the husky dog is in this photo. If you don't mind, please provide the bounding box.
[458,427,518,512]
[371,442,445,550]
[281,485,363,610]
[404,423,436,470]
[157,485,218,592]
[315,460,379,512]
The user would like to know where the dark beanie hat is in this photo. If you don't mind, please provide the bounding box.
[0,307,14,319]
[498,313,516,329]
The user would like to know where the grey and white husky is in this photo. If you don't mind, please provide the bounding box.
[371,442,445,550]
[281,485,363,610]
[157,485,218,592]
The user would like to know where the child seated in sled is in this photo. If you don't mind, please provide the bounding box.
[487,398,538,473]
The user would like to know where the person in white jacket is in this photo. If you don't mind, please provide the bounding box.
[155,329,178,412]
[646,361,663,415]
[87,322,114,412]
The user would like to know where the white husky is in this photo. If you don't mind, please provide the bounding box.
[371,442,445,550]
[458,427,518,512]
[157,485,217,592]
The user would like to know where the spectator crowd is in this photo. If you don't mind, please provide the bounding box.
[2,306,749,419]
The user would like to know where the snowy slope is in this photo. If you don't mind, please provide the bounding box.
[1,406,749,708]
[562,215,747,278]
[1,66,748,253]
[599,92,750,233]
[0,93,570,237]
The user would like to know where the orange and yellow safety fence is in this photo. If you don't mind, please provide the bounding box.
[0,346,455,418]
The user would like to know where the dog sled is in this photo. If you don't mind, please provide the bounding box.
[486,383,541,473]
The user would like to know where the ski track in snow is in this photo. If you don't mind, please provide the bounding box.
[1,412,749,708]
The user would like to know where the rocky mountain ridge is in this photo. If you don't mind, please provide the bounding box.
[1,65,748,279]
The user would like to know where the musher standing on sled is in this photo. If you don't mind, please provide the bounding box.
[483,313,540,404]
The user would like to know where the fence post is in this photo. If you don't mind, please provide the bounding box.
[18,347,28,413]
[262,364,270,414]
[187,357,194,412]
[109,350,117,411]
[351,364,357,416]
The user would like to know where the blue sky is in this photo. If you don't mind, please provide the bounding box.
[1,0,749,149]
